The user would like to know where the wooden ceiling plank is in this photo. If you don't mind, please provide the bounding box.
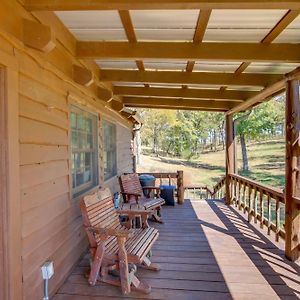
[123,97,237,111]
[113,86,257,101]
[24,0,300,11]
[77,42,300,62]
[100,69,281,86]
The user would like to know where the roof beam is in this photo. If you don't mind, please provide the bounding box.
[123,97,237,111]
[233,10,300,74]
[227,67,300,115]
[24,0,300,11]
[77,42,300,63]
[100,69,281,87]
[114,86,257,101]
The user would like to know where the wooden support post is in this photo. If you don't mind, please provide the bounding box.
[22,18,56,53]
[285,79,300,262]
[225,114,235,205]
[177,170,184,204]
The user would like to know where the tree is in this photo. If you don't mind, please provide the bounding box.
[235,97,285,172]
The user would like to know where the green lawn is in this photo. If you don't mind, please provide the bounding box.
[137,140,285,190]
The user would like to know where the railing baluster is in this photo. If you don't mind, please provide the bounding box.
[267,194,271,235]
[243,182,247,213]
[238,180,242,210]
[275,197,280,242]
[260,190,264,229]
[253,187,258,224]
[248,185,253,222]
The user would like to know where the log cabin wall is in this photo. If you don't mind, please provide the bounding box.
[0,1,134,299]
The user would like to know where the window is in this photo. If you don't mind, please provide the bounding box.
[71,106,98,197]
[103,120,117,180]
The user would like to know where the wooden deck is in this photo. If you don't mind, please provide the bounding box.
[54,199,300,300]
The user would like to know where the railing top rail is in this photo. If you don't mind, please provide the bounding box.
[125,172,179,178]
[229,173,284,201]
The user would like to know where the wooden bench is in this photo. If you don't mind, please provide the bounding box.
[119,173,165,223]
[80,188,160,295]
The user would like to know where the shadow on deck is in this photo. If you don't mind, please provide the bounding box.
[54,199,300,300]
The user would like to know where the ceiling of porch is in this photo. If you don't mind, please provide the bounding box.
[25,1,300,112]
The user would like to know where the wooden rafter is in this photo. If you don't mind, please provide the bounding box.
[24,0,300,11]
[185,9,211,73]
[118,10,149,87]
[123,97,237,111]
[77,42,300,62]
[261,10,300,44]
[226,66,300,115]
[233,10,300,74]
[113,86,257,101]
[100,69,281,86]
[183,9,211,89]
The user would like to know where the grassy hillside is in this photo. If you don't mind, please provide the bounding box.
[137,140,285,189]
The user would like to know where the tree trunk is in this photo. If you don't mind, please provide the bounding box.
[240,133,249,172]
[213,129,217,152]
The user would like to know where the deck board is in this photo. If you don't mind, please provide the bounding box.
[54,199,300,300]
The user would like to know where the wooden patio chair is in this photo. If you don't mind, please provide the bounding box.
[119,173,165,223]
[80,188,160,295]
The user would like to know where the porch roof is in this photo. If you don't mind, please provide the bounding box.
[24,1,300,112]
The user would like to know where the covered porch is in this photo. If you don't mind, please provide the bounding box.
[54,199,300,299]
[0,1,300,300]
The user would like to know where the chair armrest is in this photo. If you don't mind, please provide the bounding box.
[117,209,152,217]
[121,192,142,197]
[121,192,141,204]
[87,226,131,238]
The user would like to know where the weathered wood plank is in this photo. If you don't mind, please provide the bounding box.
[20,160,69,189]
[19,117,68,145]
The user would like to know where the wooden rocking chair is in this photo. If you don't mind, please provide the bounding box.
[119,173,165,223]
[80,188,160,295]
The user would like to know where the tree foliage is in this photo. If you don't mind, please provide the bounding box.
[137,95,285,167]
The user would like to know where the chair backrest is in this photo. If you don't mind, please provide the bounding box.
[80,188,121,246]
[119,173,143,196]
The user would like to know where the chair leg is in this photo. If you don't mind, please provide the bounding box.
[118,237,131,295]
[89,243,105,286]
[140,256,160,271]
[152,208,164,223]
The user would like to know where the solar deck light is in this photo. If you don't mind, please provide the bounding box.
[41,261,54,300]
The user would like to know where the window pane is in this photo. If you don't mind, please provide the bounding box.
[71,106,99,197]
[71,112,77,129]
[103,120,117,181]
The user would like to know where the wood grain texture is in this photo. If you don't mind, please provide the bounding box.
[24,0,300,11]
[54,200,300,300]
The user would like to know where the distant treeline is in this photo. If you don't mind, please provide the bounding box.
[137,94,285,171]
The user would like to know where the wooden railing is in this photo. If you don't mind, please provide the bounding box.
[211,176,226,199]
[133,171,184,204]
[184,185,212,200]
[228,174,285,241]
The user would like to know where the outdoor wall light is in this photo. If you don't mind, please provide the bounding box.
[41,261,54,300]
